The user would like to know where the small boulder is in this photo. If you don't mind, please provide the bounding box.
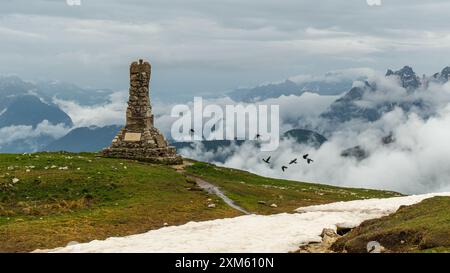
[321,228,340,245]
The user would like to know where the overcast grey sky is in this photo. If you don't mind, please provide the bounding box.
[1,0,450,99]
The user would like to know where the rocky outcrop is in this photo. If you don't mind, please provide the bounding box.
[0,95,73,128]
[320,83,381,123]
[341,145,369,161]
[386,66,421,90]
[319,66,439,126]
[295,228,341,253]
[432,66,450,83]
[101,59,182,164]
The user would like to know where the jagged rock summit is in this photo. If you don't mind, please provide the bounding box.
[386,65,421,90]
[101,59,182,164]
[433,66,450,83]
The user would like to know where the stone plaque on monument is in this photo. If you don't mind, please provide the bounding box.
[101,59,182,164]
[124,133,141,142]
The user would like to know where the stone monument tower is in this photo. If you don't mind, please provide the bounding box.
[101,59,182,164]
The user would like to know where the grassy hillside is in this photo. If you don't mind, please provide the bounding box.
[332,196,450,253]
[0,152,399,252]
[186,162,400,215]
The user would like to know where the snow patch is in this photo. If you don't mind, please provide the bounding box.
[37,193,450,253]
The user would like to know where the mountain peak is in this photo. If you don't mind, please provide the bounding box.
[431,66,450,83]
[386,69,394,77]
[386,66,420,90]
[0,75,34,92]
[440,66,450,82]
[0,95,73,128]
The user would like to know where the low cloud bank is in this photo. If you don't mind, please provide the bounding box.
[180,105,450,194]
[0,120,69,145]
[177,77,450,195]
[54,92,127,127]
[0,120,70,152]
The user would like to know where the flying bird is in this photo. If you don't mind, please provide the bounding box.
[262,156,271,164]
[289,158,297,165]
[255,133,261,140]
[281,166,288,172]
[189,129,195,135]
[302,154,314,164]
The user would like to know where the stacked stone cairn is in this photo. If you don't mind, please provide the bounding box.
[101,59,182,164]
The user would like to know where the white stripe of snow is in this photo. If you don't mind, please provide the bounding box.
[39,192,450,253]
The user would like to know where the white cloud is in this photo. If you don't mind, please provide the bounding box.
[0,120,70,145]
[178,80,450,195]
[54,91,127,127]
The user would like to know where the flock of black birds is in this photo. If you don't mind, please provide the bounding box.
[188,129,315,173]
[263,153,314,172]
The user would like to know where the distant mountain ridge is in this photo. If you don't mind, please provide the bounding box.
[228,80,303,102]
[0,95,73,128]
[0,75,36,110]
[44,125,121,152]
[0,75,113,106]
[320,66,449,125]
[386,66,421,90]
[0,75,115,152]
[227,77,354,102]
